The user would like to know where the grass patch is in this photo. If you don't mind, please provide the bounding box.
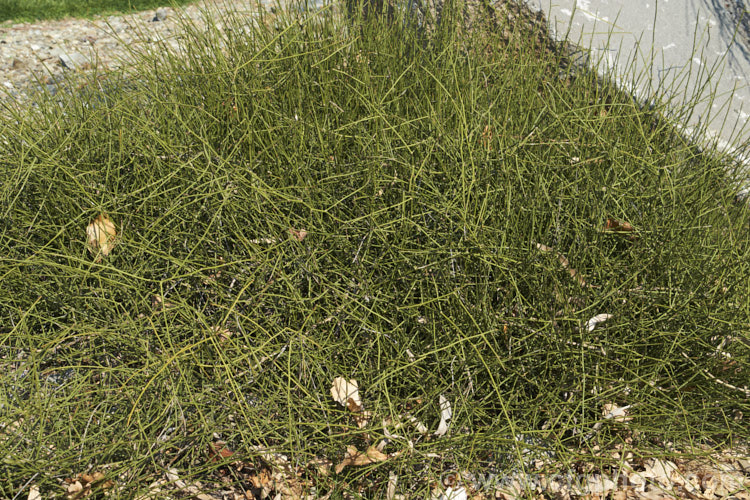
[0,0,199,24]
[1,0,749,497]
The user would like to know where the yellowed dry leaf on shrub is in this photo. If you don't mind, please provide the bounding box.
[331,377,362,411]
[335,445,388,473]
[27,485,41,500]
[86,214,117,261]
[585,313,613,332]
[602,402,632,423]
[434,394,452,437]
[331,377,371,427]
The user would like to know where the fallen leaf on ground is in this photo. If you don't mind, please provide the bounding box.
[335,445,389,473]
[165,468,213,500]
[64,471,114,499]
[208,441,235,462]
[387,471,398,499]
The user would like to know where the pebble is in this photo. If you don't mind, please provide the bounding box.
[152,7,169,21]
[58,51,90,70]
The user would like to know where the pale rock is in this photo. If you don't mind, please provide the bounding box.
[152,7,169,22]
[58,51,90,70]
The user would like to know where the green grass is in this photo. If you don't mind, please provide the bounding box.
[0,0,199,24]
[1,0,749,497]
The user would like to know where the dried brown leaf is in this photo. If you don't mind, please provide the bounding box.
[603,218,637,240]
[289,227,308,242]
[604,218,634,232]
[335,445,389,473]
[480,125,494,150]
[211,326,233,342]
[208,441,235,462]
[65,471,114,499]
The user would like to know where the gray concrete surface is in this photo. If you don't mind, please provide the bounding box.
[524,0,750,167]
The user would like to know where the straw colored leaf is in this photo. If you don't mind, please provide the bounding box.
[602,403,632,423]
[387,471,398,500]
[433,486,468,500]
[434,394,452,437]
[352,409,372,429]
[331,377,362,411]
[210,326,233,342]
[86,214,117,261]
[535,242,587,286]
[585,313,613,332]
[28,485,41,500]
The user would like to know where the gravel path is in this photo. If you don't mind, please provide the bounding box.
[0,0,333,111]
[0,0,562,113]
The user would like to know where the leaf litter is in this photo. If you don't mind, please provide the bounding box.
[25,374,748,499]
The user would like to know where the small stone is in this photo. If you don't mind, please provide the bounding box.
[58,51,90,70]
[152,7,168,22]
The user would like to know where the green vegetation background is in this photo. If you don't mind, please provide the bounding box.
[0,0,197,24]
